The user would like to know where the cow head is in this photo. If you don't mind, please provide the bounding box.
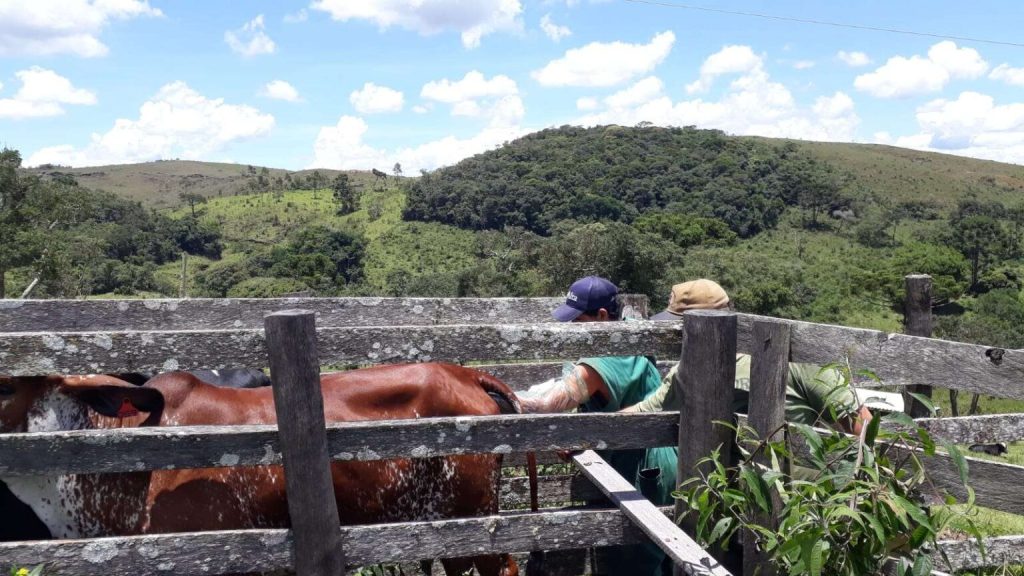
[0,374,164,433]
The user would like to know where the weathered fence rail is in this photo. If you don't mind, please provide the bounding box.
[3,281,1024,574]
[3,314,1021,398]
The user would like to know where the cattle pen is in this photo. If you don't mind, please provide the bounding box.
[0,274,1022,576]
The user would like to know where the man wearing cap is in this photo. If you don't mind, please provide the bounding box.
[519,276,676,576]
[626,279,871,434]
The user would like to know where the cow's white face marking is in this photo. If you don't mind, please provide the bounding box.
[5,388,108,538]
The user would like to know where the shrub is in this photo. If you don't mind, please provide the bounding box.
[226,277,310,298]
[675,374,982,576]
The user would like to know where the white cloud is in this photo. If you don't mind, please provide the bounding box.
[540,14,571,42]
[576,97,599,111]
[929,41,988,78]
[686,45,761,94]
[854,41,988,99]
[26,82,274,167]
[793,60,815,70]
[310,114,527,173]
[533,31,674,87]
[311,0,523,49]
[421,71,519,121]
[283,9,308,23]
[260,80,302,102]
[837,50,871,67]
[421,70,517,103]
[990,63,1024,87]
[225,14,276,57]
[604,76,664,109]
[576,47,860,143]
[0,0,161,58]
[412,104,430,114]
[892,92,1024,159]
[881,91,1024,164]
[0,67,97,120]
[349,82,404,114]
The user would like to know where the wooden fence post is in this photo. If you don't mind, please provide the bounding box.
[904,274,933,418]
[618,293,650,320]
[676,309,738,575]
[743,320,791,576]
[264,310,345,575]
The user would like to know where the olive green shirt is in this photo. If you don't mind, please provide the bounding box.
[633,354,858,426]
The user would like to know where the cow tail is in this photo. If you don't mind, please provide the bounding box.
[477,372,521,415]
[477,372,539,512]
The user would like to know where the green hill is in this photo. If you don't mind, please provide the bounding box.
[10,126,1024,344]
[25,160,374,209]
[791,140,1024,210]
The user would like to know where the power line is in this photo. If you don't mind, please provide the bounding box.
[622,0,1024,48]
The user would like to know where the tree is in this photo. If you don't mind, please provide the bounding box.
[331,174,357,215]
[0,149,44,298]
[950,215,1017,289]
[309,170,325,199]
[393,162,403,178]
[178,192,206,218]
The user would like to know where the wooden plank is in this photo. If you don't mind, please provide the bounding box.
[910,446,1024,515]
[264,310,345,575]
[0,412,679,476]
[573,450,732,576]
[903,274,934,417]
[0,508,668,576]
[677,310,739,575]
[500,474,606,509]
[912,413,1024,444]
[934,536,1024,571]
[0,297,564,331]
[744,320,790,576]
[0,321,684,376]
[735,314,1024,400]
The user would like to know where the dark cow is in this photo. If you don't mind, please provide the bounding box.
[111,368,271,389]
[0,364,520,575]
[969,442,1009,457]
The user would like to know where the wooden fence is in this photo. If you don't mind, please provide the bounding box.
[0,278,1023,575]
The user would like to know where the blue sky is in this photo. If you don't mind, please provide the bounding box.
[3,0,1024,172]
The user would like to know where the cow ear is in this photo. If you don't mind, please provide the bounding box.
[59,375,165,418]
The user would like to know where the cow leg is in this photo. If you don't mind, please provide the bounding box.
[471,553,519,576]
[440,557,475,575]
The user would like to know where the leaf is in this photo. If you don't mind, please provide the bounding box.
[893,495,933,533]
[910,554,932,576]
[708,517,734,545]
[884,411,917,430]
[906,392,936,416]
[790,423,825,463]
[741,467,771,513]
[806,539,824,576]
[862,509,887,546]
[915,428,935,457]
[942,442,970,485]
[863,407,882,447]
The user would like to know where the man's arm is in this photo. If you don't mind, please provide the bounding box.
[519,363,611,413]
[621,364,677,413]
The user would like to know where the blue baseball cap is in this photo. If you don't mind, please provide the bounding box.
[552,276,619,322]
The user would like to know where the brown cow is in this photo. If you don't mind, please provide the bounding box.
[0,364,521,576]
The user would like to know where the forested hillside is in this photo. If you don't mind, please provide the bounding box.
[6,125,1024,376]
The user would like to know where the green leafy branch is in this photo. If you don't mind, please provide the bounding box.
[675,369,986,576]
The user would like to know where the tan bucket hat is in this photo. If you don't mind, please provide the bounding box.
[650,279,730,320]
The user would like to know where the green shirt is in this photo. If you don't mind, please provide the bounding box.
[578,355,663,412]
[634,354,859,426]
